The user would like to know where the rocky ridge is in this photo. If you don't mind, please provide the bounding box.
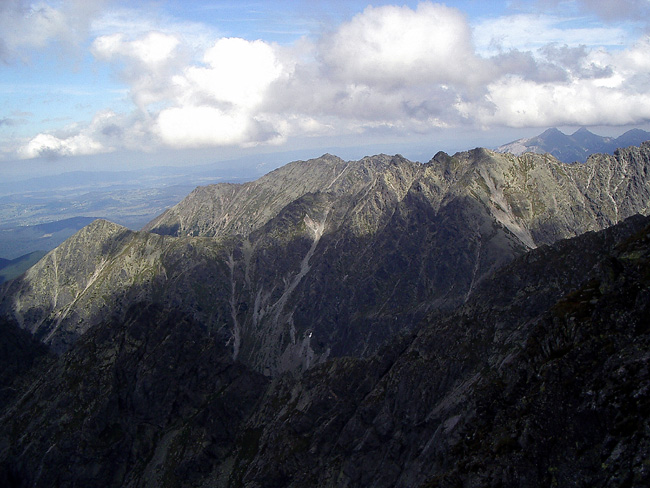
[2,144,650,376]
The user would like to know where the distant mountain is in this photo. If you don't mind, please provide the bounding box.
[0,250,47,284]
[0,217,97,261]
[496,127,650,163]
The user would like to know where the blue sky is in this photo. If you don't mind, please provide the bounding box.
[1,0,650,176]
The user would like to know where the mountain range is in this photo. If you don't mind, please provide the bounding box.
[496,127,650,163]
[0,142,650,486]
[0,250,47,284]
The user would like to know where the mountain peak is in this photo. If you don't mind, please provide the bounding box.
[573,127,594,135]
[615,128,650,148]
[496,127,650,163]
[316,153,344,162]
[620,128,647,136]
[83,218,128,233]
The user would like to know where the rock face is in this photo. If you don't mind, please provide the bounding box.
[1,212,649,487]
[229,213,650,488]
[495,127,650,163]
[0,304,267,488]
[2,145,650,377]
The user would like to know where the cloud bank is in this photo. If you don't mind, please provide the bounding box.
[12,1,650,159]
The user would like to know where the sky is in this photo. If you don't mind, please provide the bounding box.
[1,0,650,177]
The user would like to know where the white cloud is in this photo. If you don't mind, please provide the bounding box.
[91,27,286,149]
[92,31,182,109]
[153,37,284,148]
[619,35,650,72]
[474,72,650,128]
[262,3,490,135]
[455,28,650,128]
[262,3,649,139]
[93,32,180,67]
[0,0,108,61]
[155,106,253,147]
[319,3,487,87]
[91,6,219,54]
[17,110,155,159]
[11,1,650,160]
[19,132,104,159]
[181,37,283,109]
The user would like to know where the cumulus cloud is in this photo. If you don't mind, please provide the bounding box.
[92,31,183,110]
[154,37,284,148]
[79,1,500,154]
[156,106,254,148]
[318,3,487,87]
[18,110,153,159]
[263,3,493,133]
[19,132,102,159]
[470,36,650,128]
[93,31,180,67]
[91,6,218,53]
[185,38,282,108]
[12,1,650,159]
[473,76,650,127]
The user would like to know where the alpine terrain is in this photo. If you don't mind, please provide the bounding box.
[0,142,649,486]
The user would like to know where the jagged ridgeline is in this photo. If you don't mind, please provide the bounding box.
[1,144,650,376]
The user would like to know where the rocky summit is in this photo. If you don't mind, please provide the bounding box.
[0,143,650,486]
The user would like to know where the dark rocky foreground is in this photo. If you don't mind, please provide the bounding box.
[0,214,649,487]
[230,214,650,487]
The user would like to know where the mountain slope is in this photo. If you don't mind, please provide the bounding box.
[228,214,650,487]
[1,214,648,487]
[0,304,266,488]
[143,153,361,238]
[496,127,650,163]
[2,145,650,375]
